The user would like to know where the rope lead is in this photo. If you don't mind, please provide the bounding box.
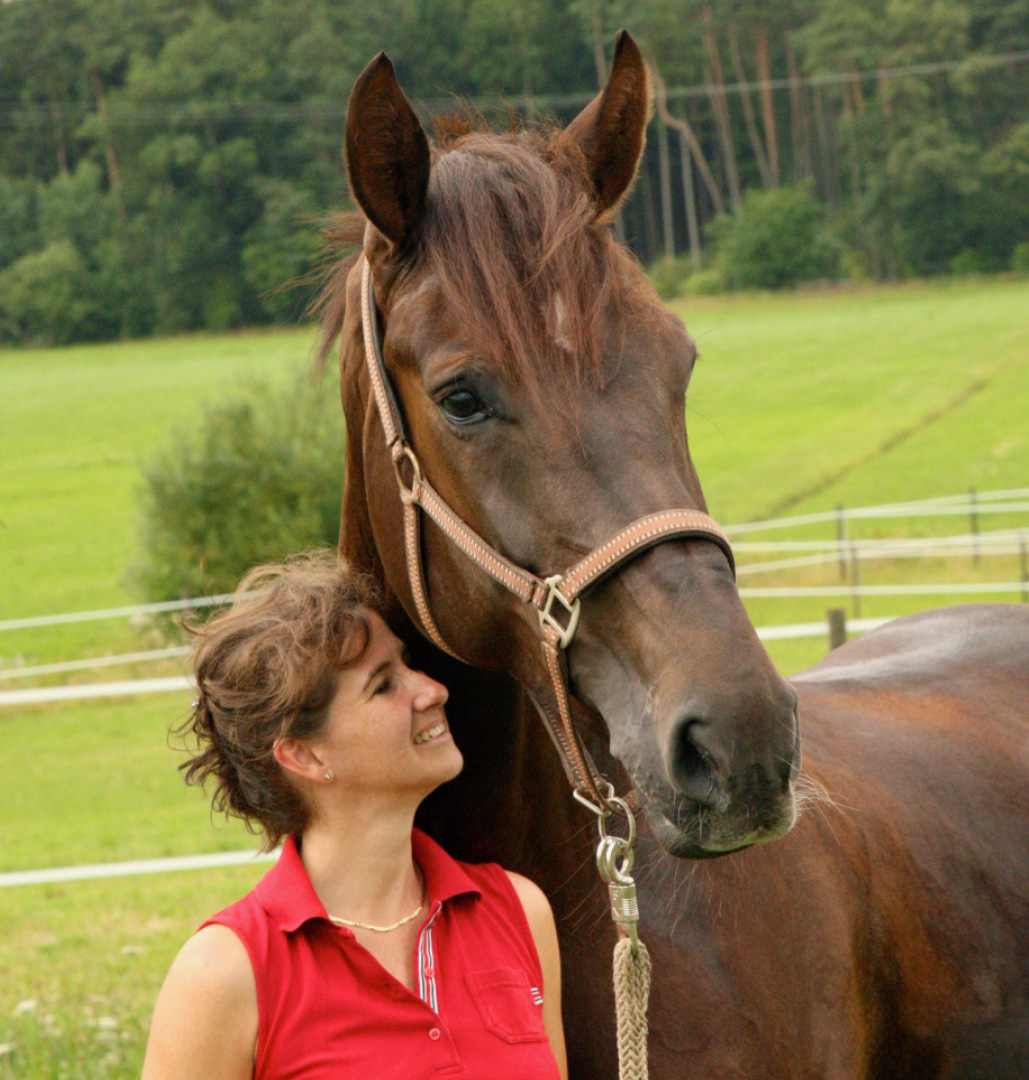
[579,784,652,1079]
[613,936,652,1080]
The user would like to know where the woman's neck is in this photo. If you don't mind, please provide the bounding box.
[299,802,423,926]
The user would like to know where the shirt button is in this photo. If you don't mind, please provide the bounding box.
[429,1028,441,1041]
[424,966,435,977]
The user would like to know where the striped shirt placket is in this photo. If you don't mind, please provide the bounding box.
[416,902,443,1012]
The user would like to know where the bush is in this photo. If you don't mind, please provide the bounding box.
[1011,241,1029,275]
[133,370,346,601]
[648,254,694,301]
[683,269,725,296]
[711,184,840,290]
[949,249,1005,276]
[0,240,107,345]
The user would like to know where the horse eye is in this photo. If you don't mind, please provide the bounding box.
[439,389,490,424]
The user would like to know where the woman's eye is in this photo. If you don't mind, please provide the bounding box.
[438,389,491,425]
[374,675,395,696]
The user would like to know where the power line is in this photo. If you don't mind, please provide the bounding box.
[2,51,1026,123]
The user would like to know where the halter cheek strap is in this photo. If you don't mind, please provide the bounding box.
[359,257,735,815]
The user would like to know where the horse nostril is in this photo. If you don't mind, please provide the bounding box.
[668,721,722,806]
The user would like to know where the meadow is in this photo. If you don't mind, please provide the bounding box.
[1,275,1027,1077]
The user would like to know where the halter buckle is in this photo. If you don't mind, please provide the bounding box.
[537,575,581,649]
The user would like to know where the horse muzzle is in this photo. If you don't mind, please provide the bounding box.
[639,693,801,857]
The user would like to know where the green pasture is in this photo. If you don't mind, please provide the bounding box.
[0,865,266,1079]
[0,326,320,665]
[1,276,1027,1078]
[682,277,1028,522]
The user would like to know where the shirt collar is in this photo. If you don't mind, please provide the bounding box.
[256,828,482,934]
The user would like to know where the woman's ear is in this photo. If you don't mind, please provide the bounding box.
[273,737,326,784]
[345,52,430,250]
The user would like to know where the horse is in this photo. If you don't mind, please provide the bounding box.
[319,33,1029,1079]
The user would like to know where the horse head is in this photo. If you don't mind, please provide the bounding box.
[331,32,800,859]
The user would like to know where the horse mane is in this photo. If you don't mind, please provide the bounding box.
[314,113,660,402]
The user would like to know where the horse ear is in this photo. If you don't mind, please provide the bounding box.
[565,30,652,223]
[345,53,430,249]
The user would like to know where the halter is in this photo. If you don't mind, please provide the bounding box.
[360,257,735,816]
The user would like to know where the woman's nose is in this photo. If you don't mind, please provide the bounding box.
[411,670,448,711]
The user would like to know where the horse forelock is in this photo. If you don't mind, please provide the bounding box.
[315,116,661,401]
[422,125,656,402]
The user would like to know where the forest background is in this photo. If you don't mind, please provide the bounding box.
[1,0,1027,347]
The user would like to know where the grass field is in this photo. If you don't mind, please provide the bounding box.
[1,275,1027,1077]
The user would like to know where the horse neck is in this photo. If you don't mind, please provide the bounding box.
[339,382,595,912]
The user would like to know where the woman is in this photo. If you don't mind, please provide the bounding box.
[142,551,567,1080]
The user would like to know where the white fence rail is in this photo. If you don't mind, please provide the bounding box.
[0,646,192,681]
[724,487,1029,535]
[2,488,1023,889]
[0,849,277,889]
[0,617,901,708]
[1,488,1024,696]
[741,582,1025,598]
[0,676,193,707]
[0,592,251,633]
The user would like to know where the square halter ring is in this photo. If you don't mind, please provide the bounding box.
[537,575,581,650]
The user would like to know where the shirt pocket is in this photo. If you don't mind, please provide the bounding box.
[465,967,547,1044]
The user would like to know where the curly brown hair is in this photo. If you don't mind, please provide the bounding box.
[176,549,381,850]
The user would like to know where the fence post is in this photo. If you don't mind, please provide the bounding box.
[836,503,847,580]
[849,542,861,619]
[970,487,979,566]
[827,608,847,651]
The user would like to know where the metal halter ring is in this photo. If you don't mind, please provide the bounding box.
[576,782,642,953]
[597,834,635,885]
[573,782,636,832]
[537,575,581,649]
[392,444,422,502]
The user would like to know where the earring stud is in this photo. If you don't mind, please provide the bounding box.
[324,770,334,782]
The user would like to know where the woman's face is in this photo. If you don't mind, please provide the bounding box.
[310,612,463,803]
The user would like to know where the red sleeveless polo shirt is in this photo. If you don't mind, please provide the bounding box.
[201,829,561,1079]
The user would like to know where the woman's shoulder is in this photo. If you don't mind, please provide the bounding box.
[170,923,255,998]
[501,870,550,911]
[142,925,257,1080]
[501,871,558,949]
[457,860,553,917]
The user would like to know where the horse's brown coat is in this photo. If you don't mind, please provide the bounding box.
[327,37,1029,1080]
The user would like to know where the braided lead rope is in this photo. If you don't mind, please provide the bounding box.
[614,937,652,1080]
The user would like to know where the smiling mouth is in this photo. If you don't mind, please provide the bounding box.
[413,721,448,746]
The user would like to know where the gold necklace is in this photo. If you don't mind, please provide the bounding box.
[328,882,427,934]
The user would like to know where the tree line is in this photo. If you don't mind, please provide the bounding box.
[0,0,1027,345]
